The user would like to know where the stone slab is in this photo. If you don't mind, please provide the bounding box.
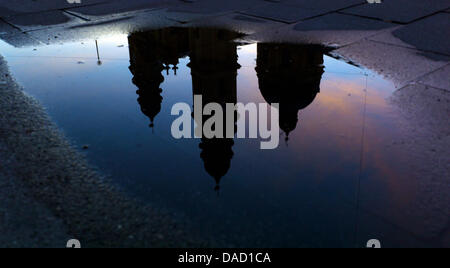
[240,3,328,23]
[341,0,450,23]
[417,64,450,91]
[64,0,172,20]
[187,13,285,35]
[268,0,365,12]
[0,0,108,17]
[0,20,41,47]
[3,10,84,32]
[335,39,450,87]
[370,13,450,56]
[248,13,396,47]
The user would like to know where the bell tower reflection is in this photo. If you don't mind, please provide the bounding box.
[256,44,325,143]
[128,28,241,191]
[189,28,241,192]
[128,28,189,128]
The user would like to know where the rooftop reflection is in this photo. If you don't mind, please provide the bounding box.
[127,28,327,189]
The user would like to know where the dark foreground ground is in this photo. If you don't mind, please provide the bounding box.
[0,56,216,248]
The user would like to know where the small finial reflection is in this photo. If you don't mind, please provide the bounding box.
[95,40,102,66]
[172,64,179,75]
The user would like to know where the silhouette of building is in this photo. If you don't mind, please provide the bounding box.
[189,28,241,192]
[256,43,325,143]
[128,27,241,191]
[128,28,189,128]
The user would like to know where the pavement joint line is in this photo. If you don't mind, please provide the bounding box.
[367,38,450,58]
[63,5,169,22]
[340,6,450,25]
[236,1,380,26]
[331,25,403,50]
[63,10,92,22]
[237,9,342,25]
[0,2,107,20]
[404,9,450,24]
[416,82,450,92]
[337,11,405,25]
[235,11,291,24]
[0,17,24,33]
[165,9,234,24]
[61,1,113,13]
[20,8,145,34]
[413,62,450,92]
[0,17,45,46]
[397,81,450,94]
[415,62,450,79]
[3,10,86,33]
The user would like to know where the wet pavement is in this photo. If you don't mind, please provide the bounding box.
[0,0,449,248]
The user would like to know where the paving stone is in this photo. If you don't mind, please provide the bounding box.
[167,0,265,14]
[370,13,450,56]
[240,2,328,23]
[268,0,365,12]
[187,13,285,35]
[335,39,450,87]
[25,9,176,45]
[341,0,450,23]
[3,10,85,32]
[0,0,107,17]
[65,0,172,20]
[417,64,450,91]
[248,13,396,47]
[0,20,41,47]
[292,13,395,45]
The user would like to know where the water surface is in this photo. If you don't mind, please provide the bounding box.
[0,28,441,247]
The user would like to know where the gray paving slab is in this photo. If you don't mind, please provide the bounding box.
[0,0,108,17]
[25,9,177,46]
[0,20,41,47]
[417,64,450,91]
[341,0,450,23]
[240,2,329,23]
[64,0,172,20]
[370,13,450,56]
[167,0,265,14]
[292,13,395,45]
[3,10,84,32]
[267,0,365,12]
[157,7,220,23]
[248,13,396,47]
[335,39,450,87]
[187,13,285,35]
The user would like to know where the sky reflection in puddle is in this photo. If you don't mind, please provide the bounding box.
[0,28,438,247]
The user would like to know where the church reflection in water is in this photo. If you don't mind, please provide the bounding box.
[128,28,325,191]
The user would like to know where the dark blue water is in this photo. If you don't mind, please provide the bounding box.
[0,28,442,247]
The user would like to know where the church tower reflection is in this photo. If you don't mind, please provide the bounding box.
[128,28,240,191]
[128,28,189,128]
[256,44,325,143]
[189,28,241,192]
